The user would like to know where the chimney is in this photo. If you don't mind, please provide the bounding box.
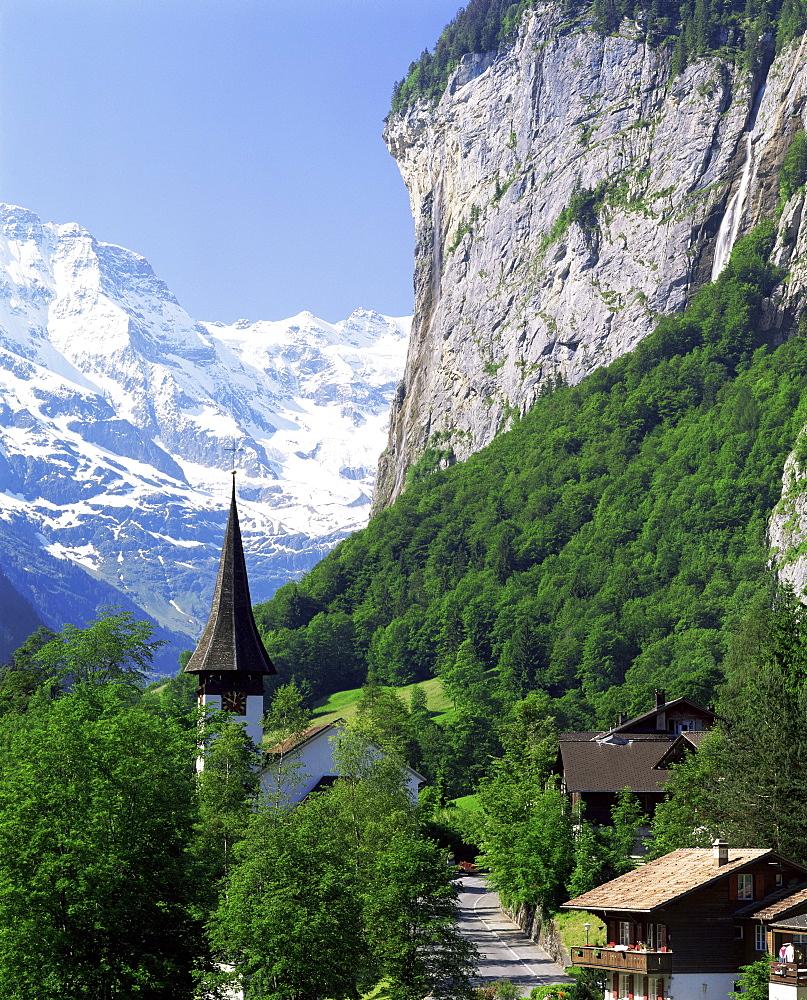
[655,688,666,709]
[713,839,729,866]
[618,712,627,726]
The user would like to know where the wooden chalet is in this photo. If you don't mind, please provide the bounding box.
[740,885,807,999]
[563,842,807,1000]
[556,691,718,824]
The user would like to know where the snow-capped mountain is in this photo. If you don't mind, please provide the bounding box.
[0,204,409,671]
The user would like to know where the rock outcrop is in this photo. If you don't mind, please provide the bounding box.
[375,6,807,511]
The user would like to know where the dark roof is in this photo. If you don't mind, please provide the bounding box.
[559,737,672,793]
[304,775,340,797]
[563,848,774,912]
[770,914,807,931]
[653,731,710,769]
[184,477,276,676]
[605,696,718,737]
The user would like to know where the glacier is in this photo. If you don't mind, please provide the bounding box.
[0,204,409,671]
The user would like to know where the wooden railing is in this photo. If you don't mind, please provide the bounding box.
[769,962,807,985]
[570,946,673,974]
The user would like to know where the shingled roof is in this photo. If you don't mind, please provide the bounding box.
[184,477,276,676]
[737,884,807,921]
[652,731,710,769]
[559,737,671,793]
[563,848,773,912]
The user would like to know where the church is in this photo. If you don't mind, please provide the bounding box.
[183,475,425,804]
[183,474,275,749]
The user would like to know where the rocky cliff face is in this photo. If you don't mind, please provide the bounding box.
[375,6,807,511]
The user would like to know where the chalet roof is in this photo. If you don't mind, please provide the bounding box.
[605,696,718,737]
[770,913,807,931]
[652,731,710,769]
[563,848,773,913]
[737,884,807,921]
[558,737,672,793]
[184,477,276,677]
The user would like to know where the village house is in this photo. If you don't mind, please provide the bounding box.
[563,842,807,1000]
[556,693,719,824]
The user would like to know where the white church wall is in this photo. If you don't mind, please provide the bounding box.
[200,693,264,750]
[259,725,424,806]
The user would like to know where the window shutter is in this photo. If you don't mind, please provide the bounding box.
[729,876,738,900]
[658,924,667,949]
[628,975,634,1000]
[609,921,617,943]
[643,976,649,1000]
[755,873,765,899]
[613,973,620,998]
[638,923,645,944]
[657,978,665,999]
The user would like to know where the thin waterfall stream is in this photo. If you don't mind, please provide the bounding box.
[710,84,766,281]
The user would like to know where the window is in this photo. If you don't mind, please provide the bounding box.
[618,974,634,999]
[620,922,632,946]
[737,874,754,900]
[648,923,667,950]
[649,978,665,999]
[755,926,766,951]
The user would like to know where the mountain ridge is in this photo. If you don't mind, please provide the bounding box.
[0,204,409,670]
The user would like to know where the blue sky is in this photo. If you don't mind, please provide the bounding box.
[0,0,462,324]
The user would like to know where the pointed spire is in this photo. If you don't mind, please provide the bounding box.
[184,475,276,677]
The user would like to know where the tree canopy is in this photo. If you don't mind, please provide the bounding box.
[389,0,807,116]
[256,223,800,741]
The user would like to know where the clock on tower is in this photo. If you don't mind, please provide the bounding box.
[222,691,248,715]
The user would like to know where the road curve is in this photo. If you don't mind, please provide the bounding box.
[456,874,574,997]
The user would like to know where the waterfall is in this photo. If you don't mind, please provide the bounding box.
[710,84,766,281]
[711,132,754,281]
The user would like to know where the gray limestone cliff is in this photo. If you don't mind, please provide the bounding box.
[374,5,807,513]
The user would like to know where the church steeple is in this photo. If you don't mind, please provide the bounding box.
[185,475,275,743]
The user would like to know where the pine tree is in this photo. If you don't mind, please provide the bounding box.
[670,29,688,75]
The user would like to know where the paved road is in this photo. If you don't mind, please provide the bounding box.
[457,874,573,997]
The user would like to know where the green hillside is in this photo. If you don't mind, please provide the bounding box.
[310,677,452,727]
[255,222,807,731]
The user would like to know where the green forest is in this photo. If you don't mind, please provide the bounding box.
[255,222,805,746]
[389,0,807,115]
[0,614,484,1000]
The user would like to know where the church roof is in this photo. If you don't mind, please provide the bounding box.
[184,477,276,677]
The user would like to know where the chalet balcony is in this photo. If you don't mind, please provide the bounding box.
[570,945,673,974]
[770,962,807,986]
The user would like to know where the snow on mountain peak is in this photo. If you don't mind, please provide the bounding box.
[0,204,410,670]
